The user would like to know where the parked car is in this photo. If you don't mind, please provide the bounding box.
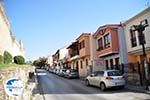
[58,69,66,76]
[48,68,53,73]
[85,70,125,91]
[52,68,57,74]
[64,69,78,78]
[56,69,60,75]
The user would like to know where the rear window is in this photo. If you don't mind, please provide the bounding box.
[71,69,77,72]
[107,71,122,76]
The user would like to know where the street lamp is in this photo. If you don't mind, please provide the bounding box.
[130,19,149,89]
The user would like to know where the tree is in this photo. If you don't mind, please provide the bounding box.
[3,51,12,64]
[14,55,25,64]
[0,55,3,64]
[33,57,46,67]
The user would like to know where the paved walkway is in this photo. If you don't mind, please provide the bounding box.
[125,84,150,94]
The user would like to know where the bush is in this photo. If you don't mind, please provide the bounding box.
[0,55,3,64]
[14,55,25,64]
[3,51,12,64]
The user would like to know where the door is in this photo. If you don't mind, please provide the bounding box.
[88,72,97,86]
[76,61,79,75]
[94,71,104,87]
[110,59,114,69]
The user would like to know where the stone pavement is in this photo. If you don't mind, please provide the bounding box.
[125,84,150,94]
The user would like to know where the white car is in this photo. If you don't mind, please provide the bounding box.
[85,70,125,91]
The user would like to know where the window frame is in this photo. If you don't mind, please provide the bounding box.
[104,33,111,48]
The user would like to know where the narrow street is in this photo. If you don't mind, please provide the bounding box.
[35,69,150,100]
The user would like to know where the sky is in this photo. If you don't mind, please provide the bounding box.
[3,0,149,61]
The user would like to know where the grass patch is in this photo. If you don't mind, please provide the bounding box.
[0,63,29,69]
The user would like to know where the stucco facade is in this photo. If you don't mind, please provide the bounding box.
[93,24,122,70]
[76,33,91,77]
[124,7,150,63]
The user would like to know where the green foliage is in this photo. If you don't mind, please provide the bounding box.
[14,55,25,64]
[0,55,3,64]
[3,51,12,64]
[33,57,46,67]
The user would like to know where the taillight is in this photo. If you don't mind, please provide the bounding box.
[105,76,113,80]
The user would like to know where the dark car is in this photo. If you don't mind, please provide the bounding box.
[64,69,79,79]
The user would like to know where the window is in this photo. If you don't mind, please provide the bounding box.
[79,40,85,49]
[115,58,119,69]
[96,71,104,76]
[107,71,122,76]
[97,38,103,51]
[130,29,137,47]
[138,33,146,45]
[104,33,110,48]
[110,59,113,69]
[105,60,109,69]
[86,59,88,66]
[80,60,83,69]
[82,40,85,48]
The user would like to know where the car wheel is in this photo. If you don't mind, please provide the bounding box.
[85,80,90,86]
[100,83,106,91]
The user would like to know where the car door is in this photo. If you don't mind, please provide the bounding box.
[94,71,104,87]
[88,72,97,86]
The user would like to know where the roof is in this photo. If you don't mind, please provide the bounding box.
[67,41,78,49]
[76,33,91,40]
[93,24,121,37]
[124,7,150,24]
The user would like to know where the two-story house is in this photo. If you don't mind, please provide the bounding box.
[76,33,92,77]
[124,7,150,64]
[67,41,80,74]
[93,24,122,70]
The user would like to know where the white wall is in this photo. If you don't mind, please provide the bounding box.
[0,4,25,58]
[124,8,150,53]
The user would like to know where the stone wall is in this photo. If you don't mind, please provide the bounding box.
[0,66,34,100]
[0,3,25,57]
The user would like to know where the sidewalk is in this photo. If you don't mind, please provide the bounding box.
[125,84,150,94]
[32,74,44,100]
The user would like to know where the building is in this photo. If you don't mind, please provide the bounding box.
[58,46,68,69]
[124,7,150,63]
[76,33,92,77]
[45,55,53,67]
[67,41,80,74]
[93,24,122,70]
[52,50,60,69]
[0,2,25,58]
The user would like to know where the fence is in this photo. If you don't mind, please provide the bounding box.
[117,61,150,86]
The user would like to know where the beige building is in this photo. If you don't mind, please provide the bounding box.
[0,3,25,58]
[76,33,92,77]
[124,7,150,63]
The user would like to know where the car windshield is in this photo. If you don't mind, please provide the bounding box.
[107,71,122,76]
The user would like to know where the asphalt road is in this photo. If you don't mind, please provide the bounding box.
[36,69,150,100]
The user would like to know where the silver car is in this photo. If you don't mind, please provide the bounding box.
[85,70,125,91]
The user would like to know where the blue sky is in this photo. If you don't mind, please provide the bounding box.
[3,0,149,61]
